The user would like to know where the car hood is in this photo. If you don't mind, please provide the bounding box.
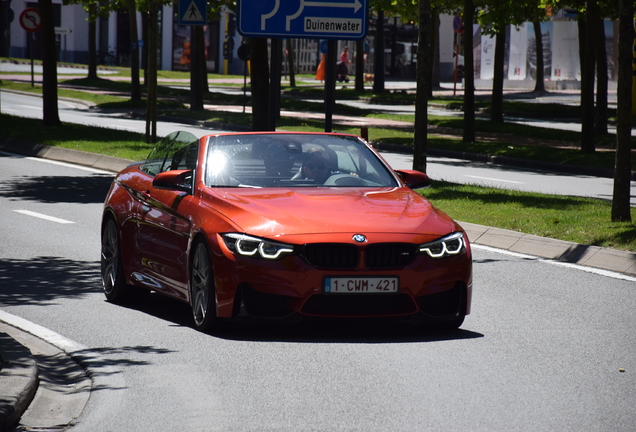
[200,187,458,239]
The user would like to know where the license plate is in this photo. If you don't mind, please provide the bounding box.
[324,277,399,294]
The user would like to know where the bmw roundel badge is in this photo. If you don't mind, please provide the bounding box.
[352,234,367,243]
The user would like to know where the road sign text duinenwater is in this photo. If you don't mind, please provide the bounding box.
[237,0,368,40]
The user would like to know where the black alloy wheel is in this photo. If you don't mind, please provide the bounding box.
[191,240,218,332]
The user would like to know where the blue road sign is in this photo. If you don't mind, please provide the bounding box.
[237,0,368,40]
[178,0,207,25]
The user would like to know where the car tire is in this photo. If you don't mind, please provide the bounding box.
[190,240,218,333]
[101,217,128,302]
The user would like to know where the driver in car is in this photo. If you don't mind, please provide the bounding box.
[294,148,332,184]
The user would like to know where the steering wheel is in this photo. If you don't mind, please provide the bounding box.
[323,173,367,186]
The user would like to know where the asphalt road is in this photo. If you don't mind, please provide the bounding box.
[1,140,635,431]
[2,90,634,206]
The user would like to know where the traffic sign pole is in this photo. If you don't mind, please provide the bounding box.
[19,7,42,87]
[30,33,34,87]
[325,40,336,132]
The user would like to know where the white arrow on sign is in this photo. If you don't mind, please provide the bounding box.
[286,0,361,31]
[261,0,280,30]
[55,27,73,35]
[260,0,362,32]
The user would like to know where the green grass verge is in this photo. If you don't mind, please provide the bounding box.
[420,181,636,252]
[0,114,150,160]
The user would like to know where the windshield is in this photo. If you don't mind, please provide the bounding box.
[204,134,398,188]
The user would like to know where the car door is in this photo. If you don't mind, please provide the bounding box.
[134,132,199,300]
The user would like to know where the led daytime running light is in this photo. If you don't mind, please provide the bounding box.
[223,234,294,260]
[419,232,465,258]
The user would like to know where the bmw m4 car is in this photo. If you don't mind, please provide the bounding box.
[101,131,472,332]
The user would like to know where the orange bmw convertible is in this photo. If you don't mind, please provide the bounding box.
[101,131,472,332]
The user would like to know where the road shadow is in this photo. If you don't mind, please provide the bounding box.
[214,320,483,344]
[0,257,100,306]
[120,292,483,345]
[0,173,113,204]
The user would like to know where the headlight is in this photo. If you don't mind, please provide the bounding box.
[419,232,465,259]
[221,233,294,260]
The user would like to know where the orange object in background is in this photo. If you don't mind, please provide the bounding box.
[315,54,326,81]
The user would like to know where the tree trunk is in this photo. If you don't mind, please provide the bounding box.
[533,20,545,93]
[127,0,141,101]
[413,0,430,173]
[611,0,633,222]
[87,5,97,80]
[490,28,505,123]
[190,26,204,111]
[580,2,597,153]
[38,0,61,126]
[355,39,364,91]
[276,39,283,121]
[141,11,148,83]
[462,0,475,143]
[145,0,158,143]
[373,11,385,93]
[196,26,208,94]
[249,38,270,131]
[594,16,608,135]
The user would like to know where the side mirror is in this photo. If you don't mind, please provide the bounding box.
[152,170,193,193]
[395,170,431,190]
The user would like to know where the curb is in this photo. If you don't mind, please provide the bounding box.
[460,222,636,277]
[0,137,135,173]
[0,333,38,432]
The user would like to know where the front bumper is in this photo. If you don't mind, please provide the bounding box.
[211,235,473,321]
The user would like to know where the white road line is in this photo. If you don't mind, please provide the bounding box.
[465,175,524,184]
[14,209,75,224]
[472,244,636,283]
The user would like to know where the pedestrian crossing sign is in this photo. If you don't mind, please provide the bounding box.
[178,0,207,25]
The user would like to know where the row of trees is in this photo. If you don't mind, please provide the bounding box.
[408,0,632,222]
[32,0,632,222]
